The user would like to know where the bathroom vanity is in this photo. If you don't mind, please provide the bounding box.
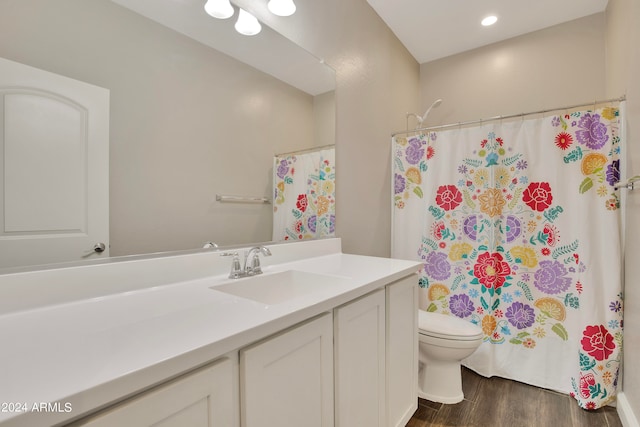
[0,238,421,427]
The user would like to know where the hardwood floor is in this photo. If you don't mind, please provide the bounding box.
[407,367,623,427]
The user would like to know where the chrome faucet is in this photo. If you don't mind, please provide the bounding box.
[244,246,272,276]
[221,246,272,279]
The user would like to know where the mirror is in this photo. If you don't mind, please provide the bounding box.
[0,0,335,272]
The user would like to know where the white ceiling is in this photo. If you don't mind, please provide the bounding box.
[366,0,609,63]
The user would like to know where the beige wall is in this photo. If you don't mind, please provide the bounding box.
[419,13,607,126]
[313,91,336,148]
[236,0,422,257]
[0,0,319,256]
[607,0,640,422]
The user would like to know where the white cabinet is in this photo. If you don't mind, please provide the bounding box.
[386,276,419,427]
[240,313,334,427]
[74,356,238,426]
[334,289,386,427]
[68,275,418,427]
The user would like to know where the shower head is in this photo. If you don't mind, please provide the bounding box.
[405,98,443,130]
[420,98,443,123]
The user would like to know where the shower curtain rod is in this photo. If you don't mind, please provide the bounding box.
[275,144,335,157]
[391,95,626,137]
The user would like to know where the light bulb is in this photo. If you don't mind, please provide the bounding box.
[267,0,296,17]
[235,9,262,36]
[481,15,498,26]
[204,0,234,19]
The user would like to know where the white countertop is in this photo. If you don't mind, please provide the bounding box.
[0,239,420,426]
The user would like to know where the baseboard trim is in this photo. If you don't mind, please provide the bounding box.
[618,392,640,427]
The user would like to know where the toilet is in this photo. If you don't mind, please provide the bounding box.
[418,310,483,404]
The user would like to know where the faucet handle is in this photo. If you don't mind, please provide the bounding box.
[220,252,243,279]
[248,252,263,275]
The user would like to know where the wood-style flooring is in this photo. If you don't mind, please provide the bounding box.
[407,367,623,427]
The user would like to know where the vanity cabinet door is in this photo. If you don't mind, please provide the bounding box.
[240,313,334,427]
[73,356,239,426]
[334,289,386,427]
[386,275,419,427]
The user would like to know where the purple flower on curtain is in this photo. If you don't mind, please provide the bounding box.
[329,214,336,233]
[394,173,406,194]
[505,215,522,243]
[533,260,572,294]
[405,138,424,164]
[276,159,289,179]
[609,300,622,313]
[424,251,451,281]
[606,160,620,186]
[450,294,475,318]
[576,113,609,149]
[463,215,478,241]
[505,301,536,329]
[307,215,317,233]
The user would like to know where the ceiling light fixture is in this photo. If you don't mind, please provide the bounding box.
[267,0,296,17]
[481,15,498,26]
[235,8,262,36]
[204,0,234,19]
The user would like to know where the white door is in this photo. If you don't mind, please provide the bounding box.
[0,57,109,269]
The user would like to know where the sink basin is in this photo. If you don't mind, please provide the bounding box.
[211,270,349,305]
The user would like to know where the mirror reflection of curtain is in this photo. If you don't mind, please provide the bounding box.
[272,148,335,241]
[392,103,624,410]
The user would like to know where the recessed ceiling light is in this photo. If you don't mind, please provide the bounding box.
[481,15,498,26]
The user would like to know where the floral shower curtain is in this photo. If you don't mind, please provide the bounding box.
[272,147,335,241]
[392,105,624,410]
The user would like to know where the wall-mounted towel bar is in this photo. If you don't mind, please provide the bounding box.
[614,175,640,190]
[216,194,271,204]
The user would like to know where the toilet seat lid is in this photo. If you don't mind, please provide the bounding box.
[418,310,483,339]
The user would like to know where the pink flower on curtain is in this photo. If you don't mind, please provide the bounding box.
[579,372,597,399]
[522,182,553,211]
[473,252,511,291]
[296,194,308,212]
[426,145,435,159]
[581,325,616,361]
[554,132,573,150]
[431,221,446,240]
[436,185,463,211]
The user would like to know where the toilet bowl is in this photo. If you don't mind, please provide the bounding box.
[418,310,483,404]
